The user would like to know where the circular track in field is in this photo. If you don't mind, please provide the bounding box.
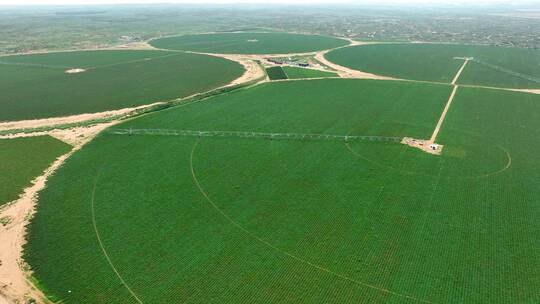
[149,32,350,55]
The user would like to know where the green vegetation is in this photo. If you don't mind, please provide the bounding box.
[23,73,540,303]
[7,6,540,304]
[120,79,451,137]
[265,66,287,80]
[150,32,349,54]
[0,136,71,206]
[0,216,12,226]
[0,50,243,121]
[25,79,454,303]
[282,66,338,79]
[2,6,539,55]
[325,43,540,88]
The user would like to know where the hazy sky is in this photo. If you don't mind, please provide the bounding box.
[0,0,535,5]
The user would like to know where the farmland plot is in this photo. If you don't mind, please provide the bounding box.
[24,78,540,303]
[120,79,451,138]
[0,50,243,121]
[25,79,453,303]
[282,66,338,79]
[265,66,288,80]
[325,43,540,89]
[0,136,71,206]
[150,32,349,55]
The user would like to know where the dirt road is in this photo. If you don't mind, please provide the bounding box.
[0,122,118,304]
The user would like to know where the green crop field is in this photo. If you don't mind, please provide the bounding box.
[0,50,243,121]
[0,136,71,206]
[282,66,338,79]
[265,66,288,80]
[150,32,349,54]
[25,79,461,303]
[325,43,540,89]
[21,77,540,303]
[6,8,540,304]
[117,79,452,137]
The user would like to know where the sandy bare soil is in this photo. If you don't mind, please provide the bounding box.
[314,51,397,80]
[0,41,158,58]
[261,57,338,75]
[218,55,267,86]
[430,85,459,143]
[0,123,116,146]
[510,88,540,95]
[401,137,444,155]
[0,47,268,303]
[189,38,389,82]
[2,34,539,303]
[112,41,157,50]
[65,68,86,74]
[0,102,164,133]
[0,121,118,304]
[401,58,468,156]
[451,57,471,85]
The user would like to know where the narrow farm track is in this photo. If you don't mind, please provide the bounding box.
[481,146,513,178]
[5,36,539,303]
[189,140,435,304]
[0,123,116,304]
[451,58,470,85]
[430,58,470,144]
[430,85,459,143]
[86,52,183,71]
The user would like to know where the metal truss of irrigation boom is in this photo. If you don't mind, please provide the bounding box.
[108,128,403,143]
[471,59,540,84]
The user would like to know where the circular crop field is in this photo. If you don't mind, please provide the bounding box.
[0,50,244,122]
[325,43,540,89]
[149,32,349,54]
[24,79,540,303]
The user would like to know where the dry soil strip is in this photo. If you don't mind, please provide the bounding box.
[430,85,459,143]
[451,58,470,85]
[314,51,397,80]
[0,102,164,133]
[189,140,435,304]
[0,122,118,304]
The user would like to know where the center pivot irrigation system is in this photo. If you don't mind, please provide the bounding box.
[108,128,403,143]
[471,58,540,84]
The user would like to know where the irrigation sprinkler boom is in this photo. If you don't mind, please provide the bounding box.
[108,128,403,143]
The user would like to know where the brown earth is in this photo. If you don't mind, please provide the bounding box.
[0,121,119,304]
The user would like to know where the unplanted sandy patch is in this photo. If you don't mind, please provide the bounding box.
[0,101,164,133]
[511,88,540,95]
[199,53,267,86]
[315,50,397,80]
[0,123,116,147]
[402,137,444,155]
[0,121,118,304]
[65,68,86,74]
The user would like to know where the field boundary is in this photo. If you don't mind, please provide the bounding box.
[430,85,459,143]
[189,140,435,304]
[0,72,263,136]
[430,58,470,143]
[0,122,118,304]
[400,57,471,155]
